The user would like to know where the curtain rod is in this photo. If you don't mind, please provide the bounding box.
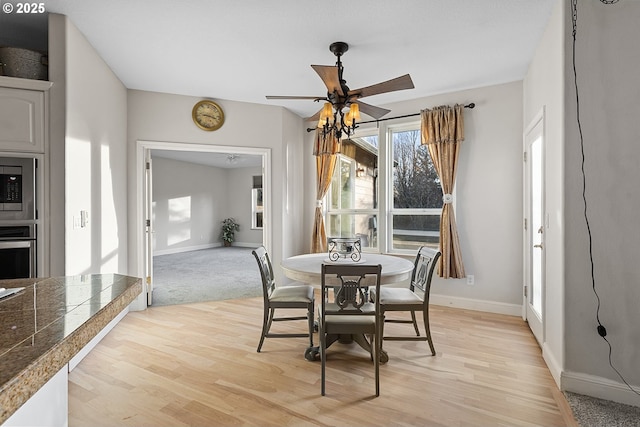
[306,102,475,133]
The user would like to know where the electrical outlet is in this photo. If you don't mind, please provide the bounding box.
[466,274,475,285]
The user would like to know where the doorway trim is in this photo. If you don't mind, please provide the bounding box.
[134,140,272,307]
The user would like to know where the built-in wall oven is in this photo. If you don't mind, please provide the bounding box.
[0,225,36,279]
[0,156,37,279]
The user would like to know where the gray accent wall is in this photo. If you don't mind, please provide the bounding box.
[525,0,640,406]
[562,0,640,405]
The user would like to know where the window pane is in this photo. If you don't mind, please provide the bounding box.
[392,129,442,209]
[392,214,440,251]
[329,138,378,210]
[330,157,351,209]
[327,214,378,250]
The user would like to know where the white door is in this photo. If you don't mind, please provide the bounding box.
[144,150,154,306]
[524,113,545,345]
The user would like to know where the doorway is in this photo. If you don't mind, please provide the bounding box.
[136,140,272,306]
[523,109,545,345]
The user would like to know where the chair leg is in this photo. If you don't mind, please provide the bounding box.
[422,308,436,356]
[320,324,326,396]
[374,323,380,397]
[308,303,315,347]
[379,311,386,355]
[410,311,420,336]
[257,307,275,353]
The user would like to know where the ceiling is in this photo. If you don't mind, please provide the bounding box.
[151,150,262,169]
[2,0,557,119]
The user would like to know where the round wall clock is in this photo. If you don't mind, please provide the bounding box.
[192,100,225,131]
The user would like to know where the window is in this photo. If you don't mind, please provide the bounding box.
[251,175,263,229]
[325,122,444,254]
[389,126,441,252]
[326,135,379,250]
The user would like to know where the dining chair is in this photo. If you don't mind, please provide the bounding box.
[252,246,315,353]
[370,246,441,356]
[319,263,382,396]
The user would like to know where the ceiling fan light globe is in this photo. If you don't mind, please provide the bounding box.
[319,102,333,120]
[349,103,361,121]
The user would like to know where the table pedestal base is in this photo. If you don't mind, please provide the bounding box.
[304,334,389,363]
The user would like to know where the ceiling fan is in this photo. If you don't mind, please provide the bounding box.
[266,42,415,138]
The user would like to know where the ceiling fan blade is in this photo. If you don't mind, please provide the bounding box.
[266,95,324,100]
[355,101,391,120]
[349,74,414,99]
[311,65,344,96]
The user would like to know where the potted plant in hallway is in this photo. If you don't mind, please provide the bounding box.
[221,217,240,247]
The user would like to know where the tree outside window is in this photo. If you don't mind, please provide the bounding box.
[391,128,442,251]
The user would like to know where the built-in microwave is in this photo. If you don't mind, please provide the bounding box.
[0,157,36,221]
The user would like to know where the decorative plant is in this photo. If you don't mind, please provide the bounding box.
[221,217,240,246]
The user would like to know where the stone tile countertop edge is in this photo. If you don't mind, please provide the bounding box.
[0,274,143,424]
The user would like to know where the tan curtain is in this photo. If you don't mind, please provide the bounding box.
[311,130,339,253]
[421,104,466,278]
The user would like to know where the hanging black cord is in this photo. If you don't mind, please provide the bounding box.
[571,0,640,397]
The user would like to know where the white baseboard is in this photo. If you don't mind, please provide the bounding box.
[562,371,640,407]
[153,242,261,256]
[228,241,261,248]
[153,243,221,256]
[430,293,522,316]
[542,343,562,388]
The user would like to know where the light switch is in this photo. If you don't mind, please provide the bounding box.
[80,210,89,227]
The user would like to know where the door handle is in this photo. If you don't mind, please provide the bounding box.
[533,243,543,249]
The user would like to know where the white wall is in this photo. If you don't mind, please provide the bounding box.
[523,0,565,386]
[151,156,227,254]
[281,111,306,258]
[562,0,640,405]
[49,14,129,276]
[303,81,525,314]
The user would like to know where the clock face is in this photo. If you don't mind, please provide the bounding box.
[193,100,224,131]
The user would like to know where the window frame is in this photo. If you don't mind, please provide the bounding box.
[324,119,454,255]
[386,122,449,254]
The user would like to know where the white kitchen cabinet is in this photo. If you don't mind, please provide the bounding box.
[0,76,52,153]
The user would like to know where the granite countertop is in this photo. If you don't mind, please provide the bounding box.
[0,274,142,424]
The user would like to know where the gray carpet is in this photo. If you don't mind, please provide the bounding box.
[565,391,640,427]
[152,246,262,306]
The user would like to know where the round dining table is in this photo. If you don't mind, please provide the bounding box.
[280,252,415,362]
[281,252,414,286]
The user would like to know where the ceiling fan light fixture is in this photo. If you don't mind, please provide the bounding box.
[344,103,360,125]
[269,41,414,140]
[319,102,333,121]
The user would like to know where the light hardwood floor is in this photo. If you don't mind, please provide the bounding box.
[69,297,577,427]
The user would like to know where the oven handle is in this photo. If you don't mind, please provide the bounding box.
[0,240,33,249]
